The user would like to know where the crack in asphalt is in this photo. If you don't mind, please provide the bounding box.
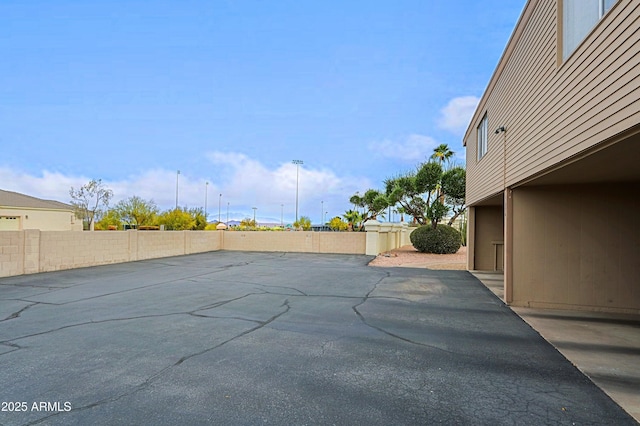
[0,302,39,322]
[22,299,292,426]
[0,291,274,347]
[4,260,476,424]
[351,271,473,357]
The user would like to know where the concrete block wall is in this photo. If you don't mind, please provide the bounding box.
[318,232,366,254]
[136,231,187,261]
[222,231,366,254]
[187,230,223,254]
[39,231,131,272]
[0,224,405,278]
[0,231,24,277]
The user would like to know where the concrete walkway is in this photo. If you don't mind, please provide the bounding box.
[473,271,640,423]
[0,252,636,425]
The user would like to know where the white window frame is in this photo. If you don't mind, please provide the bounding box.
[562,0,617,61]
[477,114,488,161]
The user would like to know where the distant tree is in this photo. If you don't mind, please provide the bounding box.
[329,216,348,231]
[158,207,195,230]
[342,209,363,231]
[239,218,257,229]
[430,143,454,168]
[69,179,113,230]
[188,207,207,230]
[293,216,312,231]
[95,209,122,230]
[349,189,389,229]
[114,196,159,227]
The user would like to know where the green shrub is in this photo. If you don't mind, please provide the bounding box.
[410,224,462,254]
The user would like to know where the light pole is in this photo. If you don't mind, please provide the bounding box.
[252,207,257,226]
[292,160,303,222]
[218,194,222,223]
[281,204,284,227]
[321,200,323,226]
[175,170,180,209]
[204,181,209,221]
[227,202,230,224]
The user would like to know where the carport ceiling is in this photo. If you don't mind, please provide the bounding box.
[522,132,640,186]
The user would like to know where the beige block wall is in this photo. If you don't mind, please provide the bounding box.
[317,232,366,254]
[0,230,370,278]
[187,231,223,254]
[136,231,188,261]
[0,231,24,277]
[223,231,365,254]
[512,183,640,313]
[39,231,131,272]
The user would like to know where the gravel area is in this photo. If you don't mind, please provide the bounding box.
[369,245,467,270]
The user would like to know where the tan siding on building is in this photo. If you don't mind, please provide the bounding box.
[466,0,640,205]
[511,183,640,312]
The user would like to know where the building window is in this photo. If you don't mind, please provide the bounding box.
[477,114,488,161]
[562,0,617,60]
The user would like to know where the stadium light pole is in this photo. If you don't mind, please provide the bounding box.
[292,160,303,222]
[175,170,180,209]
[218,193,222,223]
[252,207,257,226]
[204,181,209,221]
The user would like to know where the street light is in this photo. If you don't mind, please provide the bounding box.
[252,207,257,226]
[321,200,323,226]
[227,202,230,224]
[292,160,303,222]
[204,182,209,221]
[218,194,222,223]
[281,204,284,227]
[175,170,180,209]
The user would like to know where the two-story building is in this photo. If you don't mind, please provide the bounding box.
[465,0,639,313]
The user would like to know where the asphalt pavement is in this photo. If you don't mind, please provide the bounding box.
[0,251,636,425]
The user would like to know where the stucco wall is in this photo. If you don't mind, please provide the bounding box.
[0,207,82,231]
[511,183,640,313]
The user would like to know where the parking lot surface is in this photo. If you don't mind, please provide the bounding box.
[0,251,636,425]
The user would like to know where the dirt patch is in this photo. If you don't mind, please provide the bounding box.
[369,245,467,270]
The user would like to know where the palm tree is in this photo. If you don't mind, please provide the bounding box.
[430,144,454,167]
[431,144,454,206]
[343,209,363,231]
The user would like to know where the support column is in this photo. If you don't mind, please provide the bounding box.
[504,188,513,304]
[364,220,381,255]
[467,207,476,270]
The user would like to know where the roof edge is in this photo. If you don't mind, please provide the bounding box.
[463,0,540,145]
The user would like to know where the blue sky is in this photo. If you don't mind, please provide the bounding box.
[1,0,524,224]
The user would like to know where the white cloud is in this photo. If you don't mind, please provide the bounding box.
[0,153,371,224]
[205,151,360,222]
[368,134,439,162]
[0,168,88,203]
[439,96,480,134]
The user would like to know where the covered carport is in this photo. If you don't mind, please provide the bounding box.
[506,128,640,313]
